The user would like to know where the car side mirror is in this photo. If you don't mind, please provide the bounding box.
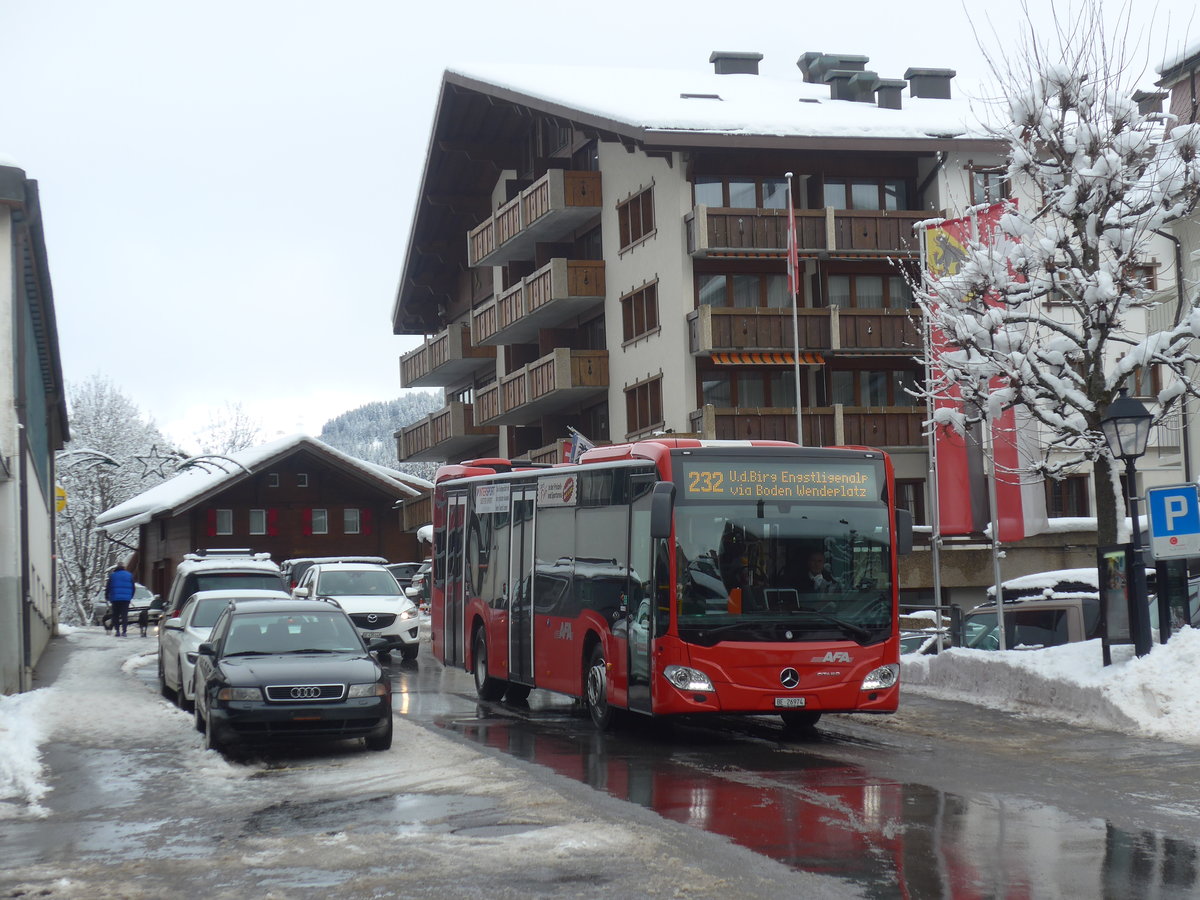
[294,587,310,598]
[164,617,184,631]
[198,642,216,657]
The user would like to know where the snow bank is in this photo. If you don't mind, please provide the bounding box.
[0,689,51,816]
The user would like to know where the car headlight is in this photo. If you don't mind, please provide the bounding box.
[663,665,714,692]
[860,664,899,691]
[348,683,389,698]
[217,686,262,701]
[185,652,198,664]
[398,609,418,621]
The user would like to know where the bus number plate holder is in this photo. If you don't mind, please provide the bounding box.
[774,697,806,708]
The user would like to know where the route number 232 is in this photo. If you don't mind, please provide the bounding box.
[687,471,725,494]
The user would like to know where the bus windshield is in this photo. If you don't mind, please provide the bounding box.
[674,501,892,645]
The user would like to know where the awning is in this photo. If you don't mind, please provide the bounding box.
[710,351,825,365]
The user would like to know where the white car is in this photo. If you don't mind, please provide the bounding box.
[157,588,291,709]
[293,562,421,660]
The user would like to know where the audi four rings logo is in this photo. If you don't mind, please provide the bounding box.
[290,686,322,699]
[779,668,800,689]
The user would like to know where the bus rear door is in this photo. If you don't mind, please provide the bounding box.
[508,486,536,686]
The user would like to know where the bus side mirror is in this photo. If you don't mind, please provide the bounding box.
[895,508,913,555]
[650,481,675,539]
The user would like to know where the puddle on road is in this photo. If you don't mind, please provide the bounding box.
[444,713,1200,899]
[241,791,500,838]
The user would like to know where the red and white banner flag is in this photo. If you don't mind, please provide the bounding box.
[786,180,799,298]
[924,203,1047,542]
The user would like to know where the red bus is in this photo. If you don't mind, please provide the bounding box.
[430,438,912,729]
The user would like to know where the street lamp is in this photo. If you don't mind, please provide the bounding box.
[1099,389,1154,657]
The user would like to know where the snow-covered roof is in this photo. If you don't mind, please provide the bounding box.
[1000,567,1099,591]
[447,62,988,143]
[1159,40,1200,76]
[96,434,432,534]
[0,153,20,169]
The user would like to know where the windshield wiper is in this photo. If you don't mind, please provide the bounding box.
[282,648,346,654]
[222,650,272,657]
[788,609,872,640]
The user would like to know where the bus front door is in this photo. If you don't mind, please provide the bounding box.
[442,491,467,669]
[508,488,536,685]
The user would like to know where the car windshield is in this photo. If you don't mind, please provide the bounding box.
[317,570,400,596]
[223,612,363,654]
[675,500,893,645]
[195,573,283,592]
[192,597,233,629]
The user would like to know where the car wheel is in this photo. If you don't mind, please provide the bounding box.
[203,716,225,753]
[585,644,618,730]
[472,630,506,701]
[158,652,174,700]
[400,645,419,662]
[780,710,822,730]
[377,651,392,663]
[365,714,393,752]
[193,685,206,734]
[176,661,193,712]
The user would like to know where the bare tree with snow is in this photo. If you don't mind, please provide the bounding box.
[917,0,1200,545]
[56,377,174,623]
[192,401,263,455]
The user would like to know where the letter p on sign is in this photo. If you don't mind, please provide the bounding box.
[1148,484,1200,560]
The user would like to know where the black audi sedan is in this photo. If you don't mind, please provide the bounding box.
[191,598,392,754]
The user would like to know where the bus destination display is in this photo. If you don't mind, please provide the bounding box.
[680,460,879,501]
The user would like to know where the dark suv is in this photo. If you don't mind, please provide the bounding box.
[191,597,393,754]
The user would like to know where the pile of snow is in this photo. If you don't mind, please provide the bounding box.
[903,627,1200,744]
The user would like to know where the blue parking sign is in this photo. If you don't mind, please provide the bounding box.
[1147,484,1200,560]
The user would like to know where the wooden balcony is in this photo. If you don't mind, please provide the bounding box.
[476,349,608,426]
[467,170,602,267]
[686,306,921,356]
[473,259,605,346]
[399,324,496,389]
[400,493,431,533]
[685,206,928,259]
[525,439,570,465]
[689,404,926,448]
[394,401,497,462]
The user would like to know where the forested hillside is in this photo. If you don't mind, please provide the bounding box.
[319,391,444,481]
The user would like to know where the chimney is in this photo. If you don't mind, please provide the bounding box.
[875,78,908,110]
[1132,89,1169,116]
[709,51,763,75]
[800,52,869,85]
[904,67,956,99]
[825,69,879,103]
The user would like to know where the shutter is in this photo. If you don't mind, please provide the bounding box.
[302,508,313,536]
[361,508,373,536]
[267,508,279,537]
[206,509,217,538]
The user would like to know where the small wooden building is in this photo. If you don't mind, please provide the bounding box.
[96,435,430,597]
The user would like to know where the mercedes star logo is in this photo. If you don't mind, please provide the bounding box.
[290,686,322,699]
[779,668,800,689]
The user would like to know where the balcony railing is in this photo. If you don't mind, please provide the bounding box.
[686,306,921,356]
[689,404,926,447]
[394,401,497,462]
[467,170,602,267]
[685,206,928,259]
[400,494,431,533]
[472,259,605,346]
[476,349,608,426]
[399,324,496,389]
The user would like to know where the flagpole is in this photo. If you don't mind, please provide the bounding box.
[919,225,946,652]
[786,172,804,446]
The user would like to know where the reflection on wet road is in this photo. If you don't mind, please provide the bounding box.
[389,659,1200,899]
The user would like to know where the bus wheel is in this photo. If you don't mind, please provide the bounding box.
[472,630,506,701]
[780,710,822,730]
[585,644,617,730]
[504,683,531,704]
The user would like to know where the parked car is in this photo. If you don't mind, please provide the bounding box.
[280,556,388,591]
[406,560,432,607]
[91,583,162,630]
[163,550,285,620]
[191,597,393,754]
[386,561,423,589]
[158,588,292,710]
[963,569,1102,650]
[293,562,421,660]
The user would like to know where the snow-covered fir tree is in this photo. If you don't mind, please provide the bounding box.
[917,1,1200,545]
[319,391,443,482]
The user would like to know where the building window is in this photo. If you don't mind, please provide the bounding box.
[249,509,267,535]
[968,165,1008,204]
[1046,475,1090,517]
[344,508,361,535]
[1125,364,1161,399]
[824,273,912,308]
[267,473,279,488]
[827,369,921,406]
[697,273,794,309]
[617,187,655,250]
[895,479,927,526]
[823,178,908,210]
[693,176,789,209]
[700,368,799,408]
[621,281,660,342]
[1130,261,1159,291]
[215,509,233,536]
[311,508,328,535]
[297,473,309,487]
[625,376,664,435]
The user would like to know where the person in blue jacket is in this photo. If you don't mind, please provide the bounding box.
[105,563,136,637]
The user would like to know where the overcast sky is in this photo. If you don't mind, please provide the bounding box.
[2,0,1195,451]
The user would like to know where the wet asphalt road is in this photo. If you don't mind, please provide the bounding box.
[391,658,1200,898]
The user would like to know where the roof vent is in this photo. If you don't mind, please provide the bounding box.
[825,69,879,103]
[1132,89,1169,115]
[799,52,869,84]
[709,51,763,75]
[875,78,908,110]
[904,67,956,99]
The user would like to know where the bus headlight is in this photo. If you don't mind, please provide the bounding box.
[860,664,899,691]
[664,665,714,692]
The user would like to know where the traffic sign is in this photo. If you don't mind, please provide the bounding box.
[1147,484,1200,560]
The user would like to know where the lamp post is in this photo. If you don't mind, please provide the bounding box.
[1099,390,1154,657]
